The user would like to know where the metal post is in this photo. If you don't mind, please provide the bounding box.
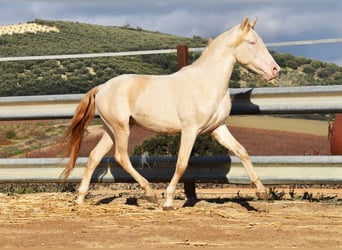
[177,45,197,203]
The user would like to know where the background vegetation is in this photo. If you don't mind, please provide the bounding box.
[0,19,340,97]
[132,134,227,157]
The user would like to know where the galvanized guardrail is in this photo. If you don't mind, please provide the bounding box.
[1,156,342,184]
[1,85,342,120]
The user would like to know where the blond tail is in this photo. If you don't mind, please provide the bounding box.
[61,86,100,178]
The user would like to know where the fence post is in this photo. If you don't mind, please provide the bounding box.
[177,45,189,69]
[177,45,197,203]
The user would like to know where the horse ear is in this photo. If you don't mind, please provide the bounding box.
[250,17,257,29]
[240,17,249,30]
[234,17,251,46]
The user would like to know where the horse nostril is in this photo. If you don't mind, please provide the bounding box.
[273,66,279,75]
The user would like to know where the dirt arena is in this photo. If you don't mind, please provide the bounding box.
[1,186,341,248]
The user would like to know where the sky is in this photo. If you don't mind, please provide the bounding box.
[0,0,341,65]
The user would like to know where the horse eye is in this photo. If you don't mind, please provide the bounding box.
[248,41,256,45]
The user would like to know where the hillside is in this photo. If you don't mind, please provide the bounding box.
[0,19,341,96]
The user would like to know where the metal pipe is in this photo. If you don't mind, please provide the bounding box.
[1,156,342,184]
[1,85,342,120]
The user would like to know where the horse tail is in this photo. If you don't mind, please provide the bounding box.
[61,86,100,179]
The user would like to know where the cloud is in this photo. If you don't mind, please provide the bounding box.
[0,1,340,64]
[253,4,342,41]
[1,1,340,39]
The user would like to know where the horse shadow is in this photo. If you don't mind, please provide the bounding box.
[95,194,258,211]
[96,196,117,205]
[230,88,261,115]
[95,194,139,206]
[182,197,259,212]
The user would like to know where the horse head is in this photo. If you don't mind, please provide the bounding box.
[233,17,280,80]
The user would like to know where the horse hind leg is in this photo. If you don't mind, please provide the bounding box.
[113,124,157,204]
[75,130,113,205]
[211,125,268,200]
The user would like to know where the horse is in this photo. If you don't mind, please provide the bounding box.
[61,17,280,210]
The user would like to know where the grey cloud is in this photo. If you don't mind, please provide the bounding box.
[0,1,340,64]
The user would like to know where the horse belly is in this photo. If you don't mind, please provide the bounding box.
[132,95,181,133]
[132,111,181,134]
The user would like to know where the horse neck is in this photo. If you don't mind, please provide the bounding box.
[191,29,237,91]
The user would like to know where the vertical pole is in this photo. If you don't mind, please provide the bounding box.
[176,45,197,204]
[177,45,189,70]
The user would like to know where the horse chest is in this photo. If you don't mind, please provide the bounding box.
[199,94,232,132]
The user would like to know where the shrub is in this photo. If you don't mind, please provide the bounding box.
[286,59,299,69]
[133,134,227,157]
[317,68,331,78]
[6,130,16,139]
[303,65,316,75]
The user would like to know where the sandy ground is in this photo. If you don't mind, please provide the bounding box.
[1,187,341,248]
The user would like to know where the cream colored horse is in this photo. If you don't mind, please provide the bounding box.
[62,17,280,210]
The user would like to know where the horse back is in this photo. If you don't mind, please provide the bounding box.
[95,74,182,133]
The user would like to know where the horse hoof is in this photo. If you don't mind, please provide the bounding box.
[73,194,86,205]
[73,199,83,206]
[163,206,175,211]
[256,190,269,200]
[145,195,158,204]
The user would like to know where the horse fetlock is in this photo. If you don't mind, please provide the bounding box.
[250,178,268,200]
[143,183,155,194]
[250,177,264,188]
[162,194,174,210]
[75,190,87,205]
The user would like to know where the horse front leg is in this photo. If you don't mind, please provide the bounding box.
[163,129,198,210]
[211,125,268,200]
[76,130,113,205]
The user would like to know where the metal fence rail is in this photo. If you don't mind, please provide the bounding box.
[1,156,342,184]
[0,38,341,62]
[2,85,342,120]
